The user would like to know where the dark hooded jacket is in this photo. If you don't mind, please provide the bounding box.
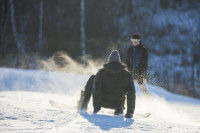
[93,62,136,114]
[126,42,148,80]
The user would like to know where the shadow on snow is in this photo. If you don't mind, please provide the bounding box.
[80,112,134,130]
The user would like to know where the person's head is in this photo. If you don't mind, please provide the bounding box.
[131,33,141,46]
[108,50,121,63]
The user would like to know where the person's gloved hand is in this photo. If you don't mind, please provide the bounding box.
[124,113,133,118]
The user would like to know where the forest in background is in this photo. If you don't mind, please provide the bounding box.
[0,0,200,98]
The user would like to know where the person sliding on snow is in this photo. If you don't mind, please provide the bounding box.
[78,50,136,118]
[126,33,149,95]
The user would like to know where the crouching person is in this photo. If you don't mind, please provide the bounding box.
[93,50,136,118]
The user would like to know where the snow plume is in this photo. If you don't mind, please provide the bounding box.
[37,51,103,75]
[0,51,105,96]
[0,67,87,95]
[134,84,200,127]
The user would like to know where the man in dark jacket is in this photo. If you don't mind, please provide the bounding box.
[126,33,149,95]
[93,50,136,118]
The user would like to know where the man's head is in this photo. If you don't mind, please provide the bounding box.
[108,50,121,63]
[131,33,140,46]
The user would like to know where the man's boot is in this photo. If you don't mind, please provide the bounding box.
[114,108,124,116]
[77,90,91,112]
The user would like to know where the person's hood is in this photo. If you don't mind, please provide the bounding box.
[103,62,126,74]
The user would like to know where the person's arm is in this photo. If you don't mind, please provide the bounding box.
[92,70,102,113]
[141,48,148,79]
[125,75,136,118]
[144,49,148,79]
[84,75,95,94]
[144,49,148,71]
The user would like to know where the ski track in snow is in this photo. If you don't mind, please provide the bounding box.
[0,67,200,133]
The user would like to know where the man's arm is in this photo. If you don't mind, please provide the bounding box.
[85,75,95,94]
[92,70,102,113]
[126,48,131,67]
[141,48,148,79]
[143,49,148,71]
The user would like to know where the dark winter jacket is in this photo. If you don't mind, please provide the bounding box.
[84,75,95,95]
[93,62,136,114]
[126,42,148,79]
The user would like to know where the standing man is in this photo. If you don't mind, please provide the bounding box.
[126,33,149,95]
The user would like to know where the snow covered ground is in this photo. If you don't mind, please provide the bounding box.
[0,67,200,133]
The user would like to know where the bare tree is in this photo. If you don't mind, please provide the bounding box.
[9,0,23,53]
[80,0,86,65]
[0,0,7,57]
[9,0,28,68]
[0,0,4,46]
[191,33,200,97]
[38,0,43,51]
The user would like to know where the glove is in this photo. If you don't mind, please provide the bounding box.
[124,113,133,118]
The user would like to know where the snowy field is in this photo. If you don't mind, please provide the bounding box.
[0,67,200,133]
